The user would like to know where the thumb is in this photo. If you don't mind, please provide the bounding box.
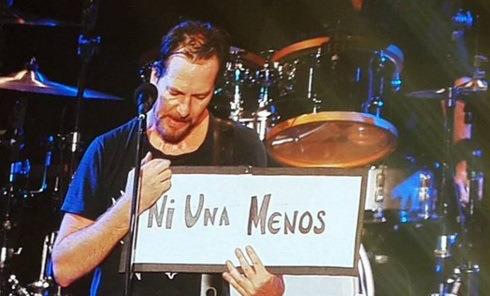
[141,151,152,165]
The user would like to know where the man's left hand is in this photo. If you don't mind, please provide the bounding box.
[223,246,285,296]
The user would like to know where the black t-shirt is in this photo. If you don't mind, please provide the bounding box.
[61,116,266,296]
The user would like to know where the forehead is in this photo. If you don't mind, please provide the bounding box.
[163,54,219,85]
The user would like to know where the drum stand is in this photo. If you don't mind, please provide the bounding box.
[255,51,275,140]
[431,86,464,296]
[450,99,485,296]
[431,83,486,296]
[24,233,55,295]
[0,97,28,295]
[0,101,62,295]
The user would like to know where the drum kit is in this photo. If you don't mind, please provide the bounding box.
[0,1,488,295]
[209,9,487,296]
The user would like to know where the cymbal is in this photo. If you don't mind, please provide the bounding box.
[406,77,488,100]
[0,67,122,101]
[0,8,77,27]
[405,88,447,100]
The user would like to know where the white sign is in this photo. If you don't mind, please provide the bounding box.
[128,167,366,276]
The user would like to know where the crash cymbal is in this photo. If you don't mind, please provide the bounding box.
[0,8,77,27]
[0,63,122,100]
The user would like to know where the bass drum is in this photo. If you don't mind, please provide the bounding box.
[229,245,374,296]
[362,166,440,296]
[364,165,437,223]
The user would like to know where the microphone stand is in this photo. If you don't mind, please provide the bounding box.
[123,88,153,296]
[65,0,101,185]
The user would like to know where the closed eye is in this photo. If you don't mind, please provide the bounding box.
[193,90,212,100]
[193,94,208,100]
[167,87,183,96]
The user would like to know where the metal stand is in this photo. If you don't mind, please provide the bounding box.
[122,112,146,296]
[0,96,28,295]
[65,0,101,181]
[432,86,465,296]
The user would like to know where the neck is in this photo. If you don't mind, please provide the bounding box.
[146,109,210,156]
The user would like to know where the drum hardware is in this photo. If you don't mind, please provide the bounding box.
[26,136,54,196]
[257,50,277,110]
[0,95,60,295]
[0,133,66,296]
[7,274,30,296]
[368,165,387,223]
[407,79,488,101]
[365,166,437,224]
[430,78,487,295]
[431,84,466,296]
[25,232,58,296]
[226,48,254,122]
[212,46,267,138]
[395,170,436,223]
[364,45,404,117]
[1,91,27,294]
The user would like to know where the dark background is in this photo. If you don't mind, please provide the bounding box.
[1,0,490,295]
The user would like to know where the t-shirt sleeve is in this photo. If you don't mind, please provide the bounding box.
[61,136,106,221]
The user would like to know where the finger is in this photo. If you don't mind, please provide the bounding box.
[235,248,255,278]
[153,159,171,173]
[160,179,172,193]
[141,151,152,165]
[226,260,252,291]
[223,272,248,296]
[245,246,266,273]
[154,168,172,185]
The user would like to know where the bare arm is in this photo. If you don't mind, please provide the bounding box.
[52,199,132,287]
[52,152,172,287]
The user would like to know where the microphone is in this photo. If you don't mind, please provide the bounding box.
[133,83,158,115]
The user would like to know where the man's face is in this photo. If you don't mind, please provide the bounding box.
[150,54,219,143]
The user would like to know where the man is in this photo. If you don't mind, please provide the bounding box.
[52,21,284,296]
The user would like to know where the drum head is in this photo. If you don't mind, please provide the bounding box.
[271,36,330,63]
[265,111,398,168]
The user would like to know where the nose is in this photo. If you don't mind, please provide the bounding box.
[176,96,191,118]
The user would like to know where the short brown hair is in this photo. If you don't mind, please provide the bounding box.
[153,20,229,78]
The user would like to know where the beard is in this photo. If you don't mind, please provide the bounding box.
[156,116,192,143]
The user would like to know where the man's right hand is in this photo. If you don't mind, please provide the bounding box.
[123,151,172,213]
